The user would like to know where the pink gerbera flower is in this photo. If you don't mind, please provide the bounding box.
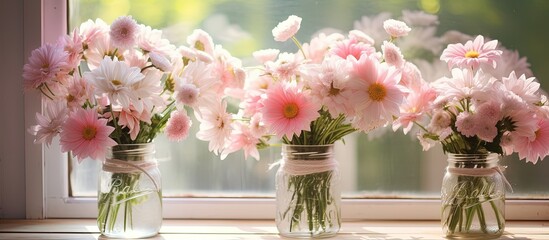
[28,101,68,146]
[165,110,192,142]
[22,43,69,91]
[109,15,139,49]
[221,122,261,161]
[261,83,320,138]
[59,108,117,161]
[272,15,302,42]
[348,54,405,132]
[513,118,549,164]
[330,39,375,61]
[383,19,411,38]
[455,112,477,137]
[440,35,502,70]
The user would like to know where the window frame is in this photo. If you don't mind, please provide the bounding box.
[28,0,549,220]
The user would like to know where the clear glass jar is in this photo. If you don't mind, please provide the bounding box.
[98,143,162,239]
[441,153,505,239]
[275,144,341,238]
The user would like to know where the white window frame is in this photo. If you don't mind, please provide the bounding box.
[26,0,549,220]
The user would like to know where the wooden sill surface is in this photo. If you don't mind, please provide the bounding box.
[1,219,548,239]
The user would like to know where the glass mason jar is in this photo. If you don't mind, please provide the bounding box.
[275,144,341,238]
[98,143,162,239]
[441,153,506,239]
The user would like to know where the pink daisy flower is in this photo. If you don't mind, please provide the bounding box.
[394,83,436,134]
[109,15,139,49]
[265,52,302,81]
[382,41,405,68]
[272,15,302,42]
[455,112,476,137]
[433,68,494,103]
[116,105,152,141]
[58,28,84,70]
[301,57,354,117]
[221,122,261,161]
[28,101,68,146]
[59,108,117,161]
[261,83,320,138]
[330,39,376,61]
[252,49,280,64]
[176,83,200,107]
[475,101,502,124]
[440,35,502,70]
[196,101,232,155]
[302,32,344,63]
[513,118,549,164]
[165,110,192,142]
[383,19,411,38]
[187,29,215,55]
[348,54,405,132]
[501,71,541,104]
[22,43,69,91]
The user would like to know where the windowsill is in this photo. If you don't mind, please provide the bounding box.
[1,219,548,239]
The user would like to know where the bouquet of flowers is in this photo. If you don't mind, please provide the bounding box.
[24,15,245,235]
[201,14,417,235]
[393,30,549,235]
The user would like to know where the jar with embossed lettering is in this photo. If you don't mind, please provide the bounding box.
[97,143,162,238]
[441,153,506,239]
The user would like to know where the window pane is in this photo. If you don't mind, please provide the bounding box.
[68,0,549,198]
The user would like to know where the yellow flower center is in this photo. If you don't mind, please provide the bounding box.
[283,102,299,119]
[66,94,75,102]
[194,41,205,51]
[82,126,97,141]
[465,50,480,58]
[368,83,387,101]
[111,80,122,86]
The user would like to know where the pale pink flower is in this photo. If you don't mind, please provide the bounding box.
[330,39,376,61]
[272,15,302,42]
[137,25,176,56]
[79,18,109,46]
[353,12,391,45]
[434,68,494,103]
[59,108,117,161]
[28,101,68,146]
[401,10,439,27]
[249,112,267,138]
[176,83,200,107]
[455,112,476,137]
[303,32,345,63]
[476,120,498,142]
[84,57,143,109]
[187,29,215,55]
[417,132,437,151]
[428,110,452,133]
[381,41,405,68]
[196,101,232,155]
[84,33,121,69]
[440,35,502,70]
[65,74,93,110]
[501,71,540,104]
[383,19,411,38]
[58,28,84,70]
[117,105,152,140]
[261,83,320,138]
[252,49,279,64]
[132,69,165,114]
[484,47,533,79]
[221,122,260,161]
[348,30,375,45]
[109,15,139,49]
[301,57,354,117]
[123,50,148,69]
[165,110,192,142]
[394,84,436,134]
[148,51,173,72]
[212,46,246,97]
[22,43,69,91]
[502,96,538,140]
[513,118,549,164]
[240,89,265,117]
[176,61,218,111]
[475,101,502,124]
[399,62,424,90]
[265,52,302,81]
[348,55,405,132]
